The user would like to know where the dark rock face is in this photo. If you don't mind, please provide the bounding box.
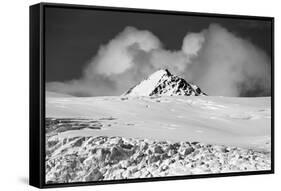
[149,71,206,96]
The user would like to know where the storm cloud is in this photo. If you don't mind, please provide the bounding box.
[46,24,271,97]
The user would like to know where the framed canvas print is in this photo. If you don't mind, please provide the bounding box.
[29,2,274,188]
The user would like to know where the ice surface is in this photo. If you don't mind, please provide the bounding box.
[46,136,270,183]
[46,95,271,152]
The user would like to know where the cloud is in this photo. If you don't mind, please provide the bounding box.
[85,26,162,77]
[47,24,271,97]
[182,32,205,56]
[185,24,271,96]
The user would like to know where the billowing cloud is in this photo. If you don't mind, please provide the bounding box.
[47,24,271,97]
[182,32,205,56]
[185,24,271,96]
[87,26,162,76]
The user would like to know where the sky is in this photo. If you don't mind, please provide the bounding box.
[45,6,272,97]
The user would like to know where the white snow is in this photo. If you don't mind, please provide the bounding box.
[46,91,74,98]
[46,95,271,152]
[125,69,168,96]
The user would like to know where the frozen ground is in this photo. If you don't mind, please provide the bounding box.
[46,93,271,151]
[45,92,271,183]
[46,136,270,183]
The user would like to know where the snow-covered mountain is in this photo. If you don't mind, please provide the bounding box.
[123,69,206,96]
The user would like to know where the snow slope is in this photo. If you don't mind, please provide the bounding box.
[46,91,73,97]
[46,95,271,152]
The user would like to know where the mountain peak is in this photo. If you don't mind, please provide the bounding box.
[148,68,171,80]
[123,69,206,97]
[162,68,172,75]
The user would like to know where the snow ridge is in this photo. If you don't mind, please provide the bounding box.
[124,69,206,96]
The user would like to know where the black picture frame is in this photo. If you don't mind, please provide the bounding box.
[29,2,274,189]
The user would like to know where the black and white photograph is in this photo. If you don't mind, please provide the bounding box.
[43,4,273,185]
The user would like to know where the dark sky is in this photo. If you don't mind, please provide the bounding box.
[45,6,272,83]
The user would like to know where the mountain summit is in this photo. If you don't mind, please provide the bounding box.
[123,69,206,96]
